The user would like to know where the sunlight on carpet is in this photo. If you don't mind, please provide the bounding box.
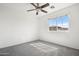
[30,42,58,53]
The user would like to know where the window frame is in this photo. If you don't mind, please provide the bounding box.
[48,14,70,32]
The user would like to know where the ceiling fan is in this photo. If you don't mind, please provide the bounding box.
[27,3,54,15]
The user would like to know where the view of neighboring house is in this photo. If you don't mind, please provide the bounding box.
[48,15,69,31]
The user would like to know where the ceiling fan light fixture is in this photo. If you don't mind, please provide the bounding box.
[50,5,55,8]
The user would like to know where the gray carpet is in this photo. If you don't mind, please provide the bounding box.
[0,40,79,56]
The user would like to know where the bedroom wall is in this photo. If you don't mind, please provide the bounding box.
[39,4,79,49]
[0,3,39,48]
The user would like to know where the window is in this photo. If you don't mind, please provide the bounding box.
[48,15,69,31]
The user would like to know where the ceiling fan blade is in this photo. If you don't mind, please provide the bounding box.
[36,11,38,15]
[40,3,49,8]
[27,9,36,11]
[41,9,47,13]
[31,3,37,8]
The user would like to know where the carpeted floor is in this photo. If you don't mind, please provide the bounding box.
[0,40,79,56]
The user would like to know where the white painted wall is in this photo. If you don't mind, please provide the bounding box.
[0,3,38,48]
[39,4,79,49]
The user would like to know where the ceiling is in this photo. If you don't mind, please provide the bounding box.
[0,3,75,17]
